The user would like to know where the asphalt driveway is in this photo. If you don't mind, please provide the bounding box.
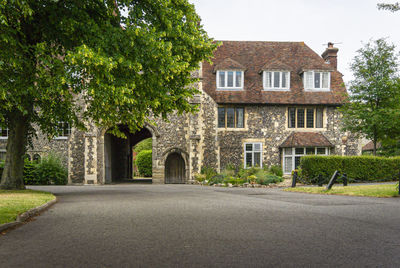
[1,184,400,267]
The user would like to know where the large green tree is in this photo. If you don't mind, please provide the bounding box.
[340,38,400,155]
[0,0,217,189]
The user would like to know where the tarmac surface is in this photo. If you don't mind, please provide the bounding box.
[1,184,400,267]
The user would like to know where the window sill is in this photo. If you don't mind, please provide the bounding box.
[304,88,330,92]
[0,137,8,140]
[54,137,69,140]
[216,88,244,91]
[217,128,248,132]
[263,88,290,91]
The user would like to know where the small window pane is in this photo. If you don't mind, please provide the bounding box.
[297,109,304,128]
[306,109,314,128]
[265,72,272,88]
[219,71,225,88]
[305,72,313,88]
[282,72,287,88]
[317,148,326,155]
[235,71,242,88]
[322,72,329,88]
[227,71,234,87]
[306,148,315,155]
[316,108,323,128]
[288,108,296,128]
[253,143,261,151]
[295,156,301,169]
[226,108,234,128]
[245,144,253,151]
[218,108,225,128]
[284,157,292,173]
[284,148,292,156]
[295,148,304,155]
[314,72,321,88]
[273,72,280,88]
[246,152,253,167]
[254,152,261,167]
[236,108,244,128]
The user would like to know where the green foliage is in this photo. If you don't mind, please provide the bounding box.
[133,138,152,154]
[200,166,217,181]
[135,150,152,177]
[0,161,3,178]
[378,2,400,12]
[340,38,400,155]
[300,155,400,184]
[34,153,68,185]
[0,0,218,189]
[269,165,283,177]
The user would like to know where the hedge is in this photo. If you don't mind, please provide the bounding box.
[134,138,152,154]
[0,153,68,185]
[300,155,400,184]
[135,150,152,177]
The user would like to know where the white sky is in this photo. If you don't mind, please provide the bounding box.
[189,0,400,84]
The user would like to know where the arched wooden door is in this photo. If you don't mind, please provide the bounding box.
[165,153,185,184]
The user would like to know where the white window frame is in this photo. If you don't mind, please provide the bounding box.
[216,70,244,90]
[244,142,263,168]
[303,71,331,91]
[0,128,8,139]
[263,71,290,91]
[283,147,329,174]
[54,122,71,140]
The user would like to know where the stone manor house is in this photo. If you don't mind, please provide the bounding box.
[0,41,361,184]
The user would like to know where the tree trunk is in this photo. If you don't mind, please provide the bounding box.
[373,139,377,156]
[0,113,29,190]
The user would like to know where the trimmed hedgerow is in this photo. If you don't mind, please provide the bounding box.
[136,150,152,177]
[300,155,400,184]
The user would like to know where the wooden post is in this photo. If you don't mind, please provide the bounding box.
[292,171,297,188]
[327,170,340,190]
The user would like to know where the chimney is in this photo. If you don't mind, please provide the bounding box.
[321,42,339,70]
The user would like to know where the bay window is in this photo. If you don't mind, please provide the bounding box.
[283,147,329,174]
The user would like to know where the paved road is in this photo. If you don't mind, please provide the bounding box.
[1,185,400,267]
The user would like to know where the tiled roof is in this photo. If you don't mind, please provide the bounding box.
[280,132,333,148]
[362,141,381,151]
[213,58,246,73]
[202,41,347,105]
[259,59,292,73]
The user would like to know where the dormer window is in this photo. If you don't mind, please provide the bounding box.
[216,70,244,90]
[304,71,330,91]
[263,71,290,91]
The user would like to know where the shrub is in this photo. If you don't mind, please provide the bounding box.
[300,155,400,184]
[133,138,152,154]
[0,160,4,178]
[34,153,68,185]
[254,169,283,185]
[135,150,152,177]
[208,174,225,185]
[200,166,217,180]
[269,165,283,177]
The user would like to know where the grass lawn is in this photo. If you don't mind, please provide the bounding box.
[284,184,399,198]
[0,190,55,225]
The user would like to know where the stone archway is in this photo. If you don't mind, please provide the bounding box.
[165,153,186,184]
[103,125,153,183]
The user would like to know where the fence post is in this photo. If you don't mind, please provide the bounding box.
[343,173,348,186]
[292,171,297,188]
[327,170,340,190]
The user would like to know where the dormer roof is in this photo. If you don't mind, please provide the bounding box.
[213,58,246,73]
[259,59,292,73]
